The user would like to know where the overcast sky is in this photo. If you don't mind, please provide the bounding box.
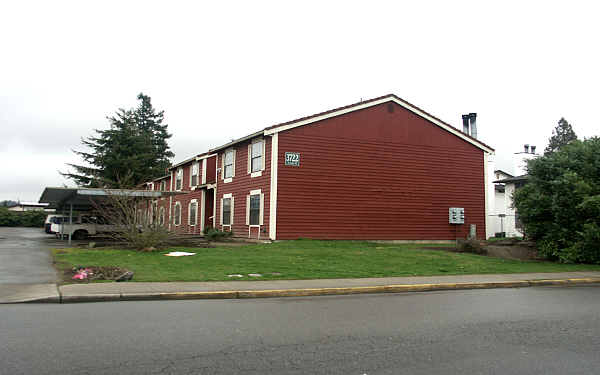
[1,1,598,202]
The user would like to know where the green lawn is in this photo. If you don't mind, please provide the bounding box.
[52,240,600,283]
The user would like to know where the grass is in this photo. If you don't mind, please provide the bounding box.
[52,239,600,283]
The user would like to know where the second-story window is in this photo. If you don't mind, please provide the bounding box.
[160,180,166,191]
[175,169,183,190]
[224,150,234,179]
[191,163,199,187]
[251,140,264,173]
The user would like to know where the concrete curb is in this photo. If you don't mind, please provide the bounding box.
[49,277,600,303]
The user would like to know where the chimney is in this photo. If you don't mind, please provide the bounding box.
[530,145,536,154]
[462,114,470,134]
[468,113,477,139]
[524,144,529,153]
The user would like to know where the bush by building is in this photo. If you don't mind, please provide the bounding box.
[0,208,46,227]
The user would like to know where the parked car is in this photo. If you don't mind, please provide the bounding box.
[55,215,121,240]
[45,215,68,234]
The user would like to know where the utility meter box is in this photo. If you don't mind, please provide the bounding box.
[449,207,465,224]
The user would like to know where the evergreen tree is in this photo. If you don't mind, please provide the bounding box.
[544,117,577,155]
[63,93,174,188]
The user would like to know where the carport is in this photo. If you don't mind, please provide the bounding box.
[39,187,182,245]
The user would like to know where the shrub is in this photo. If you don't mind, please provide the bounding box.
[457,239,487,255]
[514,137,600,263]
[204,227,233,242]
[0,208,46,227]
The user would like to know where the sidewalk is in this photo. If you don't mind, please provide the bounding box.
[4,271,600,303]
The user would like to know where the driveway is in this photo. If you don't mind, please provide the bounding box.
[0,227,59,284]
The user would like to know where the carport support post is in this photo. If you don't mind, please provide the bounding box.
[68,203,73,246]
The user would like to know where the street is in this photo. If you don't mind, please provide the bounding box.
[2,286,600,374]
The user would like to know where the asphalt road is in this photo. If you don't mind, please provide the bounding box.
[2,286,600,374]
[0,227,58,284]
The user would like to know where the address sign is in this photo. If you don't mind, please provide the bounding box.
[285,152,300,167]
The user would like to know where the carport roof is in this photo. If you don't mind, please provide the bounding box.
[39,187,183,211]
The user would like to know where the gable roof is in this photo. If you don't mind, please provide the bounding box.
[211,94,494,153]
[494,169,514,178]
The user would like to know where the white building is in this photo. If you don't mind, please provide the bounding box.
[7,202,51,212]
[489,144,538,238]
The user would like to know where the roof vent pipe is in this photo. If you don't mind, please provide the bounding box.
[468,113,477,139]
[524,144,529,153]
[530,145,536,154]
[462,115,470,134]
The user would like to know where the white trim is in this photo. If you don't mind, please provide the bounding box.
[190,162,199,187]
[219,198,224,226]
[269,133,278,240]
[245,194,250,225]
[250,189,262,195]
[484,152,491,239]
[159,206,165,227]
[200,190,206,233]
[263,96,494,153]
[188,199,198,227]
[223,177,232,184]
[201,159,207,184]
[173,201,182,226]
[250,171,262,178]
[195,153,217,161]
[223,149,235,180]
[223,193,233,198]
[175,168,183,191]
[248,138,266,174]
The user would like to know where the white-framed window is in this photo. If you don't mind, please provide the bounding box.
[150,201,157,224]
[173,202,181,226]
[189,200,198,226]
[159,207,165,226]
[246,189,264,226]
[175,168,183,190]
[191,163,199,187]
[248,139,265,175]
[220,194,234,226]
[223,149,235,180]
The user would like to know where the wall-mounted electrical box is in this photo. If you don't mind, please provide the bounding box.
[449,207,465,224]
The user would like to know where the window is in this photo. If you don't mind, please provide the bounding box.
[224,150,234,179]
[159,207,165,226]
[175,169,183,190]
[246,189,264,226]
[250,140,264,173]
[249,194,260,225]
[222,197,232,225]
[173,202,181,226]
[189,200,198,226]
[191,163,199,187]
[150,201,157,224]
[160,180,166,191]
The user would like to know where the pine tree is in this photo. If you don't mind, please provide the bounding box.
[63,93,174,188]
[544,117,577,155]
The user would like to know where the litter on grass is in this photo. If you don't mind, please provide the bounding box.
[248,273,262,277]
[227,274,243,278]
[164,252,196,257]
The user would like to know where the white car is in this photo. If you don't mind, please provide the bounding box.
[55,216,121,240]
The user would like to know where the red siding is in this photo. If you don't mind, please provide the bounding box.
[275,102,486,240]
[168,160,206,235]
[205,155,217,184]
[215,137,272,239]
